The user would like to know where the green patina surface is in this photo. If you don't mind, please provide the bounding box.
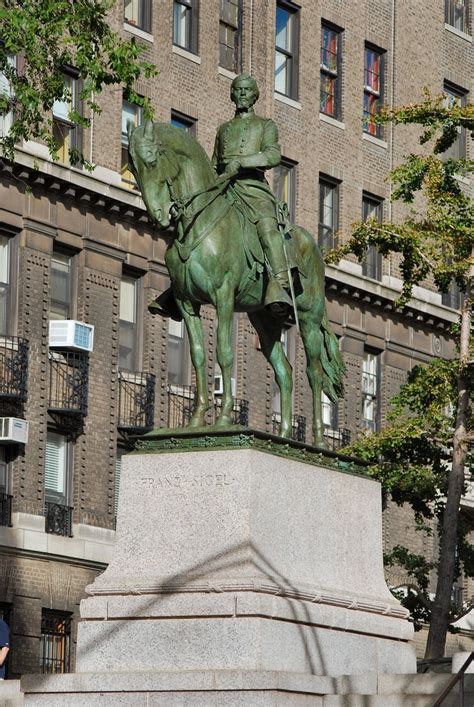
[133,428,369,479]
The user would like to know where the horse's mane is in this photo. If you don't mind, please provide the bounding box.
[130,122,215,182]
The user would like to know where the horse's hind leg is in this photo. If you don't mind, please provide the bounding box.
[176,298,210,427]
[214,281,235,427]
[248,311,292,438]
[299,310,325,447]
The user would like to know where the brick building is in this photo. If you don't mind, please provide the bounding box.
[0,0,472,676]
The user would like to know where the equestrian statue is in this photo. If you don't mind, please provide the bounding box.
[128,74,344,447]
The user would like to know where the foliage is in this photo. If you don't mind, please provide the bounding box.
[0,0,157,168]
[334,92,474,642]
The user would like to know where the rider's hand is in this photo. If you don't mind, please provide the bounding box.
[224,159,241,177]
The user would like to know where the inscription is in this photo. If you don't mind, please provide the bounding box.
[140,473,237,489]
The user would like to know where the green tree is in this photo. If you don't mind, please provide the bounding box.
[0,0,156,169]
[329,92,474,658]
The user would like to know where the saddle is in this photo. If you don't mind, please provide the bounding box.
[148,197,306,321]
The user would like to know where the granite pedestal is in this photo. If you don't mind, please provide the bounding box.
[22,431,417,705]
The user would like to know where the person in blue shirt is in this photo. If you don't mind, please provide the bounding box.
[0,619,10,679]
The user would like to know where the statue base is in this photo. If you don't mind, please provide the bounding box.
[21,430,416,704]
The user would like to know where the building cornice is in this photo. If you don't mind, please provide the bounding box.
[325,264,458,332]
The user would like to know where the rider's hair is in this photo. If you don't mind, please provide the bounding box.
[231,74,259,100]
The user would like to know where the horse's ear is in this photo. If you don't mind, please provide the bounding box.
[144,119,154,139]
[127,120,135,140]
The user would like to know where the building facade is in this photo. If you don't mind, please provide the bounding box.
[0,0,472,676]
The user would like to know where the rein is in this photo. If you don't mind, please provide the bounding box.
[169,174,233,261]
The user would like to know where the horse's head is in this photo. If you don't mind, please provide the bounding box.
[128,120,181,228]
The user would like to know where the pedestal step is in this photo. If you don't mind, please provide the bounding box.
[19,671,474,707]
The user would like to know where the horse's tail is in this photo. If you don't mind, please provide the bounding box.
[320,315,345,402]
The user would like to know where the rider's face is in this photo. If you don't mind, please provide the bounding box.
[231,81,257,109]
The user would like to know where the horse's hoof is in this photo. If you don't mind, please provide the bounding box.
[279,425,292,439]
[188,415,206,428]
[215,414,233,428]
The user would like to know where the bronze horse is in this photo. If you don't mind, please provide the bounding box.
[129,121,344,446]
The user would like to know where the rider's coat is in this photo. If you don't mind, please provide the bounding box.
[211,112,281,224]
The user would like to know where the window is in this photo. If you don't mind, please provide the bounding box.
[52,72,81,165]
[442,281,463,309]
[45,431,70,506]
[275,1,299,99]
[443,82,468,160]
[0,447,12,528]
[173,0,199,54]
[321,392,338,432]
[318,177,339,251]
[362,351,380,432]
[40,609,72,674]
[219,0,242,73]
[171,110,196,135]
[115,448,124,520]
[0,235,11,336]
[274,158,297,221]
[363,45,384,137]
[362,193,383,280]
[168,318,190,387]
[445,0,469,32]
[320,22,342,119]
[124,0,151,33]
[119,276,141,371]
[50,252,72,320]
[0,55,15,138]
[121,99,143,188]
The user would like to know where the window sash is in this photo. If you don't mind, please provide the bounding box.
[168,318,189,386]
[275,2,299,98]
[362,195,383,280]
[318,179,339,250]
[443,83,467,160]
[45,432,69,502]
[363,47,384,137]
[173,0,198,52]
[171,110,196,134]
[50,253,72,320]
[274,161,296,221]
[0,55,15,137]
[320,24,341,118]
[445,0,467,32]
[119,277,140,371]
[124,0,151,32]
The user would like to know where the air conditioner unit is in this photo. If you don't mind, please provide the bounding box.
[49,320,94,352]
[0,417,29,444]
[214,375,236,396]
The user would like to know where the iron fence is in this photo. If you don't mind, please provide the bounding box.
[40,610,72,674]
[167,385,249,428]
[48,351,89,416]
[44,501,73,537]
[118,371,156,431]
[0,336,28,401]
[0,492,12,526]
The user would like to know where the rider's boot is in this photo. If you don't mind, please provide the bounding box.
[257,218,294,316]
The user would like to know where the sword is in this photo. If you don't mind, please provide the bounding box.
[278,202,300,335]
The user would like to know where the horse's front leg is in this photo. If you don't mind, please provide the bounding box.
[177,298,210,427]
[214,282,235,427]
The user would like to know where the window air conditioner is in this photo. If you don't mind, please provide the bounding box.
[0,417,29,444]
[49,320,94,352]
[214,375,236,396]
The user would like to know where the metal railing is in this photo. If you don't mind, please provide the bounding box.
[0,492,12,526]
[323,427,351,451]
[0,336,28,401]
[118,371,156,431]
[44,501,73,537]
[167,385,249,428]
[167,384,197,428]
[49,351,89,416]
[214,397,249,427]
[433,651,474,706]
[40,610,72,674]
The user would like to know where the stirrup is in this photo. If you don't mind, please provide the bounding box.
[264,278,293,311]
